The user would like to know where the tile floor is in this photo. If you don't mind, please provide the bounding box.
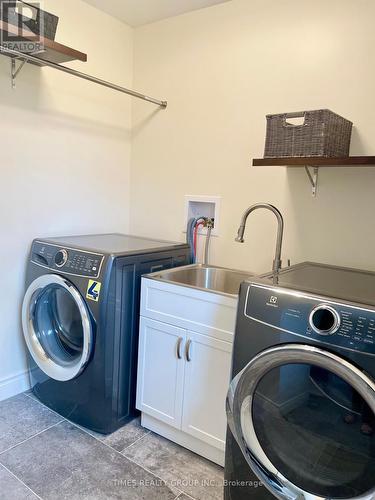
[0,393,224,500]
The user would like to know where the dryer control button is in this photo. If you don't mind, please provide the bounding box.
[309,305,341,336]
[55,249,68,268]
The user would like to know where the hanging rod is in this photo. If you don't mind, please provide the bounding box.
[0,45,167,108]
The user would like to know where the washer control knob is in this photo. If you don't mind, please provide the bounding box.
[54,249,68,268]
[309,305,341,336]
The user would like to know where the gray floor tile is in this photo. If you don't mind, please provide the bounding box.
[0,464,38,499]
[24,391,39,402]
[28,392,150,453]
[80,417,150,452]
[0,421,177,500]
[123,433,224,500]
[0,394,62,453]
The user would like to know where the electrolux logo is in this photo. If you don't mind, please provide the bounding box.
[0,1,44,53]
[266,295,279,308]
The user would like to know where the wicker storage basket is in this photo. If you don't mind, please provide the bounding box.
[264,109,353,158]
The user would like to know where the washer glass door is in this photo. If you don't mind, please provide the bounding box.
[22,275,93,382]
[228,345,375,500]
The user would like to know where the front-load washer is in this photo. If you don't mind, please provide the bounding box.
[225,262,375,500]
[22,233,190,434]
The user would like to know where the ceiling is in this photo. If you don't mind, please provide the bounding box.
[82,0,230,27]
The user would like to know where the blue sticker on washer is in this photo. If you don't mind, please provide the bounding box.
[86,280,102,302]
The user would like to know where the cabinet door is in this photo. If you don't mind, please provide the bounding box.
[181,331,232,451]
[136,317,186,429]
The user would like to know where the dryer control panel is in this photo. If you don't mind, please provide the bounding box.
[31,241,104,279]
[245,284,375,356]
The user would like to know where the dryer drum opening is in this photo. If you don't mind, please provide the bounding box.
[22,275,93,382]
[227,344,375,500]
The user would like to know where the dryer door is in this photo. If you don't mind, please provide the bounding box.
[227,344,375,500]
[22,275,93,382]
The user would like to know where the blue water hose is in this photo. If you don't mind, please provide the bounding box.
[187,217,197,262]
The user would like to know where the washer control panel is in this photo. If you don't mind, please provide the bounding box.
[31,241,104,278]
[245,284,375,355]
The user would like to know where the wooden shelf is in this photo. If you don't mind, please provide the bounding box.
[0,21,87,65]
[253,156,375,167]
[252,156,375,197]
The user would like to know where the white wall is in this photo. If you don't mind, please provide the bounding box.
[0,0,133,399]
[3,0,375,401]
[131,0,375,275]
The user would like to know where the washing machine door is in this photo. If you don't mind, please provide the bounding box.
[22,275,93,382]
[227,344,375,500]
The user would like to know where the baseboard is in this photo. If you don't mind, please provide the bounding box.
[141,413,225,467]
[0,370,31,401]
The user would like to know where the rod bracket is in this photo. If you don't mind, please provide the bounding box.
[304,166,319,197]
[11,57,27,89]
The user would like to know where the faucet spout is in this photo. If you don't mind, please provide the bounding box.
[235,225,246,243]
[235,203,284,281]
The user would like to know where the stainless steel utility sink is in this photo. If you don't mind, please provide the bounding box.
[148,264,255,297]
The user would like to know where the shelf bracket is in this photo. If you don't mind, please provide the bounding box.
[11,57,27,89]
[304,166,319,197]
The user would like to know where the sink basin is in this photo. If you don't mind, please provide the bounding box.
[149,264,254,296]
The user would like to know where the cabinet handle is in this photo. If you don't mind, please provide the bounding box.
[185,339,192,362]
[176,337,183,360]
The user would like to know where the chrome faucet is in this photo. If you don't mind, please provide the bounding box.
[235,203,284,281]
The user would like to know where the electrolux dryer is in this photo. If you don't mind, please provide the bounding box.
[225,262,375,500]
[22,233,190,434]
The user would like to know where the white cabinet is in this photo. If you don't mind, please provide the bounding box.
[181,330,232,451]
[136,318,186,429]
[137,318,232,454]
[137,277,237,465]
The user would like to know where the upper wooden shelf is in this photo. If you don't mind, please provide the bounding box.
[0,21,87,65]
[253,156,375,167]
[253,156,375,197]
